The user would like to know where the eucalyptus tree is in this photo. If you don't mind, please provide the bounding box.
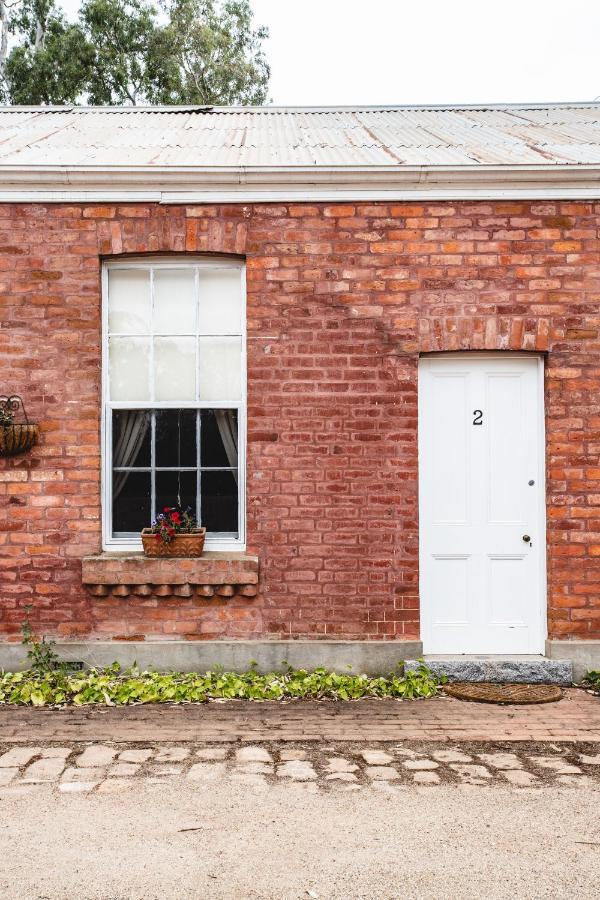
[1,0,269,105]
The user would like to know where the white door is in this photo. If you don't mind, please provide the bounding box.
[418,353,545,654]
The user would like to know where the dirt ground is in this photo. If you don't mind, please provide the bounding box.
[1,776,600,900]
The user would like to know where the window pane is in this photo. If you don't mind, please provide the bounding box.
[156,471,197,519]
[198,268,242,333]
[154,337,196,401]
[112,410,151,467]
[198,337,242,401]
[112,471,151,533]
[201,471,238,533]
[109,337,151,400]
[201,409,238,468]
[153,269,196,334]
[108,269,150,334]
[156,410,196,468]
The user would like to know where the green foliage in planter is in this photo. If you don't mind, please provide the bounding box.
[0,662,445,707]
[582,671,600,693]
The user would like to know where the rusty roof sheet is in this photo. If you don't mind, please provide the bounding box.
[0,103,599,168]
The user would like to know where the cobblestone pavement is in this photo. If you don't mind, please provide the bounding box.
[2,740,600,795]
[1,688,599,743]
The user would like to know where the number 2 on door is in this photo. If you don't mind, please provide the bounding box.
[472,410,483,426]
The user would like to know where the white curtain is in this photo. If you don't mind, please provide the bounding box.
[215,410,238,484]
[113,411,150,498]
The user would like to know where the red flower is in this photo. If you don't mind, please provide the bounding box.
[155,533,161,541]
[163,506,174,513]
[168,527,175,536]
[170,512,181,524]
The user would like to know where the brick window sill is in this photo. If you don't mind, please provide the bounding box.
[81,552,259,600]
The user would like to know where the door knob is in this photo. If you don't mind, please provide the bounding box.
[522,534,531,543]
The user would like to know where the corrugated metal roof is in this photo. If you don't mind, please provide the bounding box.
[0,103,599,168]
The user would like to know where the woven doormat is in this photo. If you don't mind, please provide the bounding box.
[443,683,563,705]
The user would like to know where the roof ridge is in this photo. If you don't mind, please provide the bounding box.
[0,101,599,114]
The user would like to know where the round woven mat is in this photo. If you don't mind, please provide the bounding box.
[443,682,563,705]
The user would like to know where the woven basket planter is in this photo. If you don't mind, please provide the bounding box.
[0,423,39,457]
[141,527,206,558]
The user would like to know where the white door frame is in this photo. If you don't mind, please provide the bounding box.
[418,351,547,654]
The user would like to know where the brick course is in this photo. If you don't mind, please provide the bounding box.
[0,200,598,642]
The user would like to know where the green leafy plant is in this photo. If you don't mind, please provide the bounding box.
[582,671,600,694]
[20,605,63,674]
[0,662,445,707]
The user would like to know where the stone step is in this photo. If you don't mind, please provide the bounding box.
[404,655,573,686]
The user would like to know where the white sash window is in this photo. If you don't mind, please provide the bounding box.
[102,258,246,551]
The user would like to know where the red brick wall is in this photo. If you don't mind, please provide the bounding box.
[0,200,598,642]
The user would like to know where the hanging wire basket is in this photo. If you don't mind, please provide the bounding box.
[0,395,39,457]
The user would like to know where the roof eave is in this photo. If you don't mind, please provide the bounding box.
[0,162,598,201]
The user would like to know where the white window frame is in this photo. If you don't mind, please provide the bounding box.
[101,256,246,553]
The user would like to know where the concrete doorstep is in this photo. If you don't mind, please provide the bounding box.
[405,655,573,686]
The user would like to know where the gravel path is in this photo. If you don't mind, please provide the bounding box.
[3,737,600,898]
[1,774,599,899]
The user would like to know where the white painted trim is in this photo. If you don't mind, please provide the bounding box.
[535,354,548,648]
[0,163,599,202]
[101,257,247,553]
[1,188,598,203]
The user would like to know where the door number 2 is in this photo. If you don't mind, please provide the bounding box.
[472,409,483,426]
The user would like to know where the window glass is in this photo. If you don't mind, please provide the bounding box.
[108,269,150,334]
[153,269,196,334]
[198,337,242,400]
[112,471,151,533]
[201,409,238,468]
[109,338,150,400]
[154,336,196,400]
[201,470,238,532]
[155,410,196,468]
[198,268,242,333]
[156,471,197,517]
[112,410,151,468]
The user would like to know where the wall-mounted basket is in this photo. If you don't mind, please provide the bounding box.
[0,395,39,457]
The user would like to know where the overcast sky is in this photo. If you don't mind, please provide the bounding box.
[251,0,599,106]
[57,0,599,107]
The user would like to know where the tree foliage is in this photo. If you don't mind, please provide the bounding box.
[4,0,92,103]
[155,0,269,105]
[81,0,162,105]
[0,0,269,105]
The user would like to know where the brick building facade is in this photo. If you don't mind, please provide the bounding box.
[0,105,599,673]
[1,198,598,645]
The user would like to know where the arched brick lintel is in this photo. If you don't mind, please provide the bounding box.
[95,210,248,257]
[418,316,551,353]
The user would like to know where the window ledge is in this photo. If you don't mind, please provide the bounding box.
[82,552,259,600]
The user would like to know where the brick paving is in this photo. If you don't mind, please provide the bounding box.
[0,691,599,797]
[1,689,599,743]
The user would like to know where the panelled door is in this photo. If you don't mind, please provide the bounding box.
[418,354,546,654]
